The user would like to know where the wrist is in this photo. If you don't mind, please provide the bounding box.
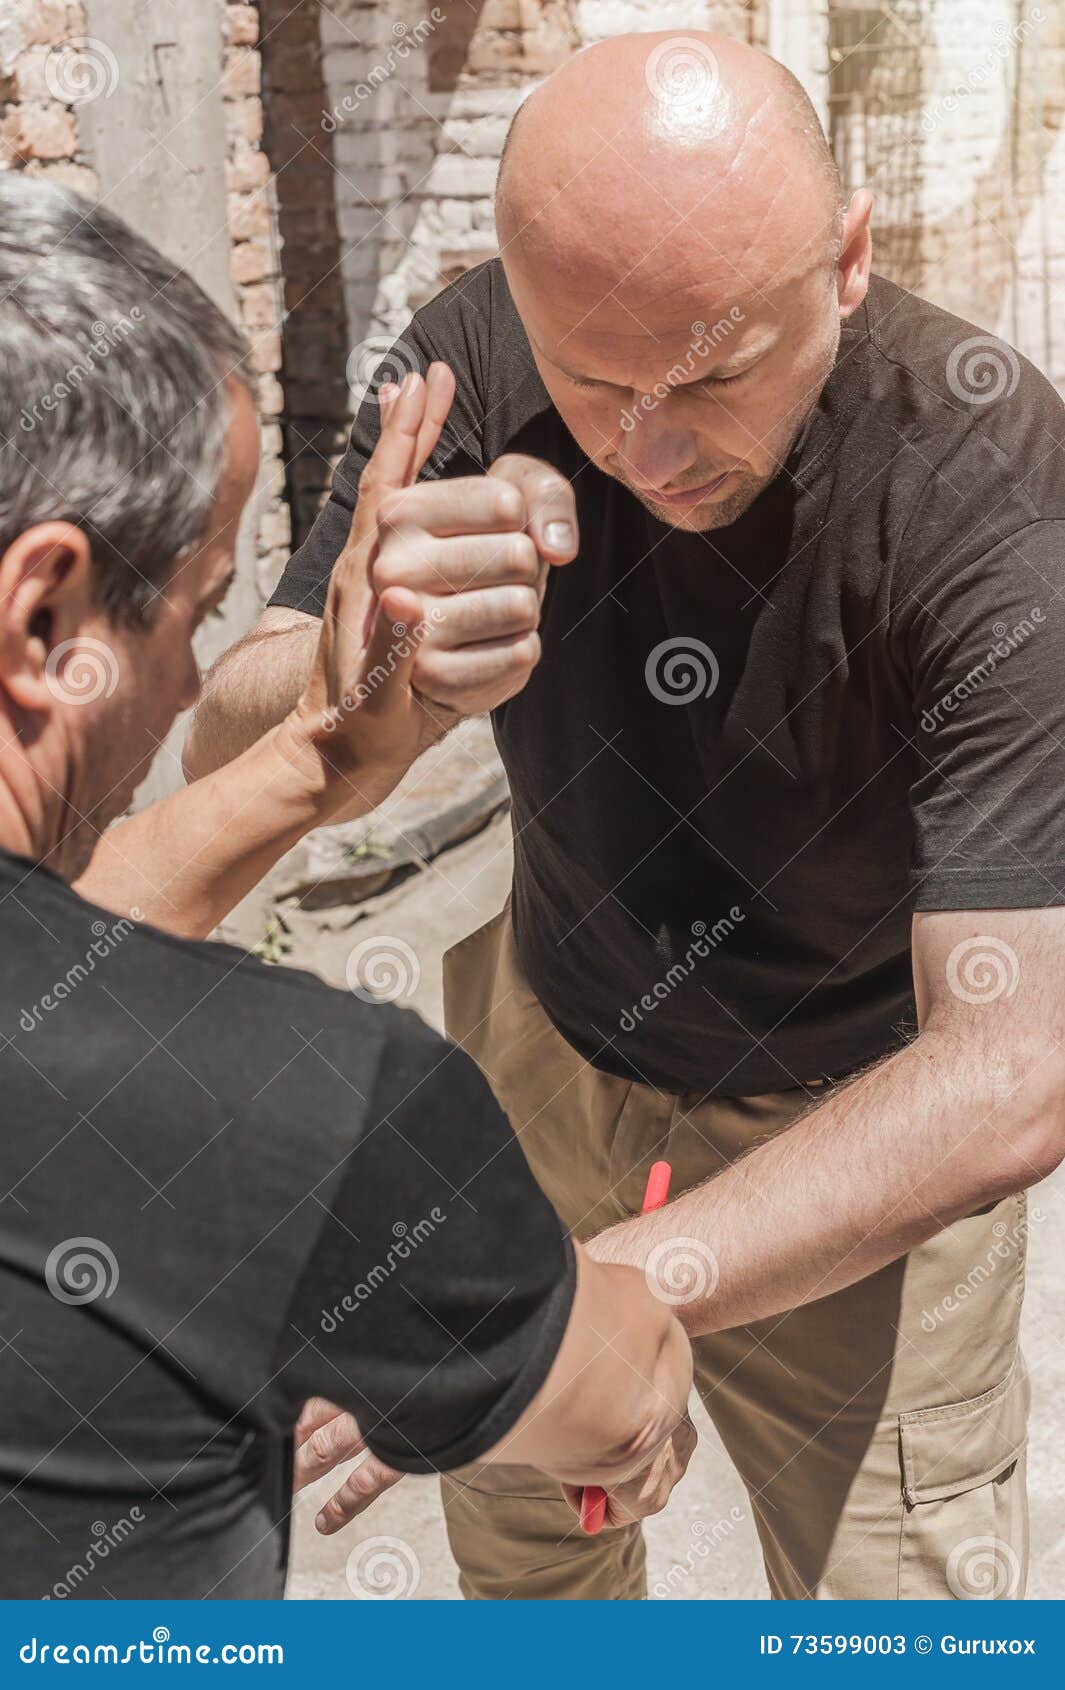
[272,706,397,826]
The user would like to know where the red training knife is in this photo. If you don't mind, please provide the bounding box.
[579,1159,673,1535]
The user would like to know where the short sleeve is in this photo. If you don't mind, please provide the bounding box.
[895,519,1065,909]
[273,1009,575,1473]
[269,270,491,619]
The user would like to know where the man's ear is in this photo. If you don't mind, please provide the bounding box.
[0,522,97,715]
[837,189,873,322]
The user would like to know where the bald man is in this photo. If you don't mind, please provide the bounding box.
[186,34,1065,1599]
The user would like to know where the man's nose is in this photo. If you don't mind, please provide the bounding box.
[615,401,698,493]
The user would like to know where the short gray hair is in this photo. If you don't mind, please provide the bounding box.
[0,175,254,624]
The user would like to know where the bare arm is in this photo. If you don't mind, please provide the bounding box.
[587,907,1065,1334]
[181,606,319,778]
[296,1244,695,1535]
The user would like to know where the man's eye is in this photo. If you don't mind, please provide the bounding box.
[697,367,751,390]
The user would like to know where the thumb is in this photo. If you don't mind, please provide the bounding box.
[354,584,425,717]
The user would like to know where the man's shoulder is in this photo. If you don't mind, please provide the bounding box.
[840,274,1065,540]
[862,272,1063,440]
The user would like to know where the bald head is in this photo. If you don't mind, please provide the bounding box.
[497,33,843,304]
[491,33,868,537]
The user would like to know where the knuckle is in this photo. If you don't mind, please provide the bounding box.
[492,482,526,527]
[504,531,539,581]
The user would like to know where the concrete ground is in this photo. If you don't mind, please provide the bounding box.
[223,810,1065,1600]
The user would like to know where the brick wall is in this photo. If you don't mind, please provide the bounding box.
[0,0,97,192]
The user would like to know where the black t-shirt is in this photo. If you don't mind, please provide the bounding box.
[273,264,1065,1096]
[0,850,574,1598]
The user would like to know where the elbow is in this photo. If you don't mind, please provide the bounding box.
[977,1044,1065,1197]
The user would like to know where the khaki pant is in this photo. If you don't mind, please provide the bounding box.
[440,903,1030,1601]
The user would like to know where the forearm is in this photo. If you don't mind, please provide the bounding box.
[486,1248,692,1487]
[76,718,384,939]
[589,1030,1061,1336]
[183,626,317,778]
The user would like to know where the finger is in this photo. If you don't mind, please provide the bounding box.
[314,1456,405,1536]
[294,1396,345,1444]
[418,584,540,650]
[345,584,426,727]
[377,475,526,539]
[413,628,540,709]
[411,361,456,480]
[360,370,427,503]
[374,530,540,597]
[294,1411,367,1492]
[488,453,579,564]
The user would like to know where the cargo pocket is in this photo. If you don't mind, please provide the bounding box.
[897,1358,1029,1599]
